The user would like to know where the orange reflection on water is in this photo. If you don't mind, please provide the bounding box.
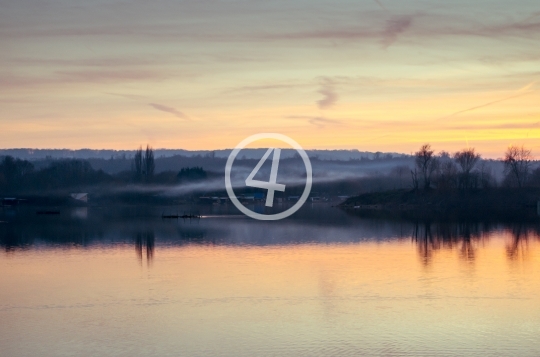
[1,231,540,357]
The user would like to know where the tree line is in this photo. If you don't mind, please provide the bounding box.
[0,145,209,193]
[411,144,535,191]
[132,145,155,183]
[1,143,539,195]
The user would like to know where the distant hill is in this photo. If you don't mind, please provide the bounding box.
[0,148,409,161]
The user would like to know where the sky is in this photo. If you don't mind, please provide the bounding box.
[1,0,540,157]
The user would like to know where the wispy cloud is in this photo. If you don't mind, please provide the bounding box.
[5,57,158,68]
[381,15,413,48]
[149,103,189,120]
[56,69,165,83]
[226,83,303,93]
[286,115,341,128]
[0,69,166,88]
[316,78,338,109]
[105,92,147,101]
[260,13,540,43]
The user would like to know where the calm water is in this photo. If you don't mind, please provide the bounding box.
[1,205,540,357]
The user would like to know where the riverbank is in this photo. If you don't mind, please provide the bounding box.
[340,188,540,220]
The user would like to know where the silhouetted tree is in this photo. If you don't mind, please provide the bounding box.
[415,144,438,190]
[503,145,532,188]
[0,156,34,191]
[435,160,458,190]
[143,145,155,182]
[131,145,154,183]
[439,151,451,160]
[133,146,143,182]
[31,159,110,189]
[177,167,207,183]
[454,148,481,190]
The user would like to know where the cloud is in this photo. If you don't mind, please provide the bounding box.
[56,69,165,83]
[5,57,158,68]
[286,115,341,128]
[226,83,302,93]
[0,69,166,88]
[256,14,415,45]
[149,103,189,120]
[381,15,413,48]
[260,13,540,43]
[480,18,540,37]
[105,92,147,101]
[316,78,338,109]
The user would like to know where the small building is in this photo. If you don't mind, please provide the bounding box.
[70,193,88,203]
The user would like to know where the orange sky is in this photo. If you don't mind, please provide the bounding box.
[1,0,540,158]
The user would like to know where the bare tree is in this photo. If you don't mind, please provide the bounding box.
[454,148,480,175]
[143,145,155,182]
[415,144,438,190]
[133,146,143,182]
[0,156,34,191]
[503,145,532,188]
[454,148,481,190]
[439,151,451,160]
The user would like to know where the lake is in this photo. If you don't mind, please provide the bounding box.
[1,204,539,357]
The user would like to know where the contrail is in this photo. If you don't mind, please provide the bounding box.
[441,81,536,119]
[373,0,388,11]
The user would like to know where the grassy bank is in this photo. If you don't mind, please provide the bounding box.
[340,188,540,220]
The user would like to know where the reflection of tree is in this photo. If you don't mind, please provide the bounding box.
[457,222,476,263]
[506,224,529,261]
[413,221,486,265]
[413,221,436,266]
[0,216,99,251]
[135,231,154,264]
[459,237,475,262]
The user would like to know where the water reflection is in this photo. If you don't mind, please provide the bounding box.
[1,206,540,265]
[70,207,88,220]
[135,231,154,265]
[2,206,540,357]
[506,223,533,262]
[412,221,490,265]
